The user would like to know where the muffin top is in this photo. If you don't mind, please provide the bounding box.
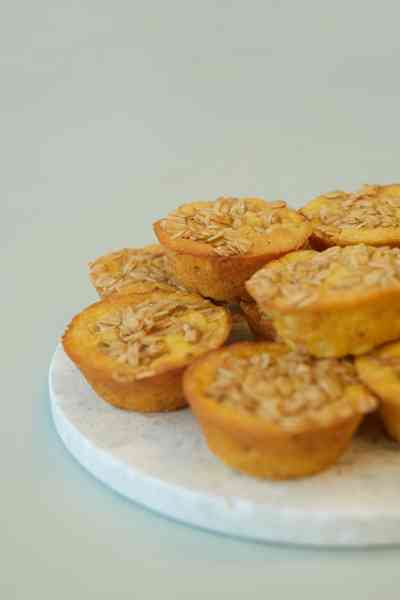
[301,184,400,248]
[89,244,178,297]
[246,244,400,311]
[63,290,231,383]
[356,340,400,405]
[154,197,311,258]
[185,342,377,432]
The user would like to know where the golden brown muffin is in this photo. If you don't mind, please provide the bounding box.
[184,342,377,479]
[89,244,179,298]
[153,197,311,301]
[239,301,276,340]
[356,340,400,441]
[246,245,400,358]
[301,184,400,250]
[63,289,231,412]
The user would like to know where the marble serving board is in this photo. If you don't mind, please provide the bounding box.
[49,344,400,547]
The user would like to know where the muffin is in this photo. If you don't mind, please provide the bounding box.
[153,197,311,301]
[89,244,179,298]
[239,301,276,340]
[246,245,400,357]
[183,342,377,479]
[63,289,231,412]
[356,340,400,441]
[301,184,400,250]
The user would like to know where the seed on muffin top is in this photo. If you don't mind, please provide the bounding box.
[158,197,308,257]
[205,345,377,431]
[247,245,400,310]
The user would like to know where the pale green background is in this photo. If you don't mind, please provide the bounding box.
[2,1,400,598]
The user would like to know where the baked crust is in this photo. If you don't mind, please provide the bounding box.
[239,301,276,340]
[183,342,376,479]
[63,289,231,412]
[356,341,400,441]
[154,197,311,301]
[301,184,400,250]
[246,245,400,357]
[89,244,179,298]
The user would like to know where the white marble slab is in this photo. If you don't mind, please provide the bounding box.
[49,344,400,547]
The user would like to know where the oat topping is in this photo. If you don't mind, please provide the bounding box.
[311,185,400,231]
[89,247,177,296]
[160,197,289,256]
[207,349,376,430]
[368,353,400,372]
[91,298,218,380]
[249,245,400,308]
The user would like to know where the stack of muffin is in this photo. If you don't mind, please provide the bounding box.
[63,186,400,480]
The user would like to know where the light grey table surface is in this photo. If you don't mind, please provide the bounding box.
[3,1,400,598]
